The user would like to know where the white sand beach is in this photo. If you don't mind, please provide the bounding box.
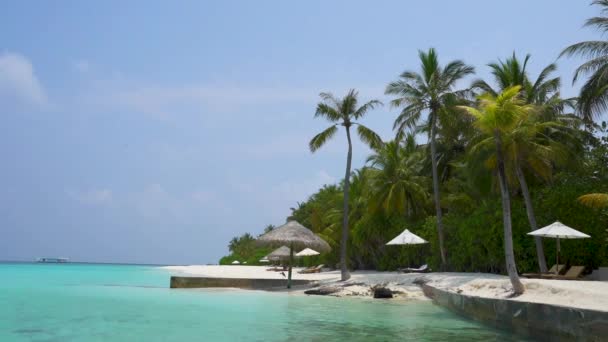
[164,265,608,312]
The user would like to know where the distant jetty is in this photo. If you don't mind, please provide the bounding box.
[36,257,69,263]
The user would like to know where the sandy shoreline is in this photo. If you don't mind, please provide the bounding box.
[163,265,608,312]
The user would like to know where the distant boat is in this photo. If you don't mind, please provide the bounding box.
[36,257,69,263]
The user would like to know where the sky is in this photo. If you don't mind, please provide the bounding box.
[0,1,598,265]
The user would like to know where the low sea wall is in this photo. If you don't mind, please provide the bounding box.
[422,284,608,341]
[170,276,312,289]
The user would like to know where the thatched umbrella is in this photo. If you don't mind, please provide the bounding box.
[257,221,330,288]
[266,246,292,261]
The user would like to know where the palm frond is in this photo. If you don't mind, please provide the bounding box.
[577,65,608,120]
[315,103,342,122]
[309,125,338,152]
[353,99,383,119]
[356,124,383,150]
[573,55,608,82]
[561,40,608,59]
[471,79,498,96]
[393,103,423,132]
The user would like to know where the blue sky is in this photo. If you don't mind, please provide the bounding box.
[0,1,597,264]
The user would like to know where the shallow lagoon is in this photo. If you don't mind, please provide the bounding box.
[0,263,521,341]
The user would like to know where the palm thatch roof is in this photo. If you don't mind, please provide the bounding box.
[266,246,292,260]
[257,221,331,253]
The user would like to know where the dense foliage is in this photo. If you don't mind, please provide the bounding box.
[220,2,608,281]
[286,136,608,273]
[219,226,273,265]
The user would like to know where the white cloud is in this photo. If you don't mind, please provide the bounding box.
[0,52,47,107]
[66,188,113,205]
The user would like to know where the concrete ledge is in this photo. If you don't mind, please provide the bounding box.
[422,284,608,341]
[170,276,312,289]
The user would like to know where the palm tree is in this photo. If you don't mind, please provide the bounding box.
[309,89,383,281]
[366,138,429,217]
[472,53,572,112]
[471,53,577,273]
[460,86,528,295]
[561,0,608,121]
[385,48,475,267]
[263,224,276,234]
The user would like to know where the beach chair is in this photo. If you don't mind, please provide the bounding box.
[298,264,324,274]
[266,266,287,272]
[541,266,586,280]
[398,264,429,273]
[298,265,315,273]
[522,264,566,278]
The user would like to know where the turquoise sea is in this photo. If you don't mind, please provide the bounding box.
[0,263,520,341]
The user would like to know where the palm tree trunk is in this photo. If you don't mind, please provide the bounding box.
[515,163,548,273]
[406,193,413,217]
[340,125,353,281]
[429,112,447,267]
[495,131,525,295]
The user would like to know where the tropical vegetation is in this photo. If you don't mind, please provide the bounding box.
[221,1,608,294]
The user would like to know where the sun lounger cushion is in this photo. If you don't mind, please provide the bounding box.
[399,264,429,273]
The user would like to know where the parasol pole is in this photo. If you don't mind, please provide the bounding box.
[287,243,294,288]
[556,237,560,275]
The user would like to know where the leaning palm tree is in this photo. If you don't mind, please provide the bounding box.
[561,0,608,121]
[471,53,578,273]
[460,86,528,295]
[309,89,382,281]
[385,48,474,267]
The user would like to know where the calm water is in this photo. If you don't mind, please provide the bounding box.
[0,263,520,341]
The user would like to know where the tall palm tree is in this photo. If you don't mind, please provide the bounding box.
[460,86,529,295]
[471,53,576,273]
[561,0,608,121]
[385,48,475,267]
[309,89,383,281]
[366,138,429,217]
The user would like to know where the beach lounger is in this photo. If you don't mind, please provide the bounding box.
[298,264,324,274]
[522,264,566,278]
[540,266,586,280]
[398,264,429,273]
[266,266,287,272]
